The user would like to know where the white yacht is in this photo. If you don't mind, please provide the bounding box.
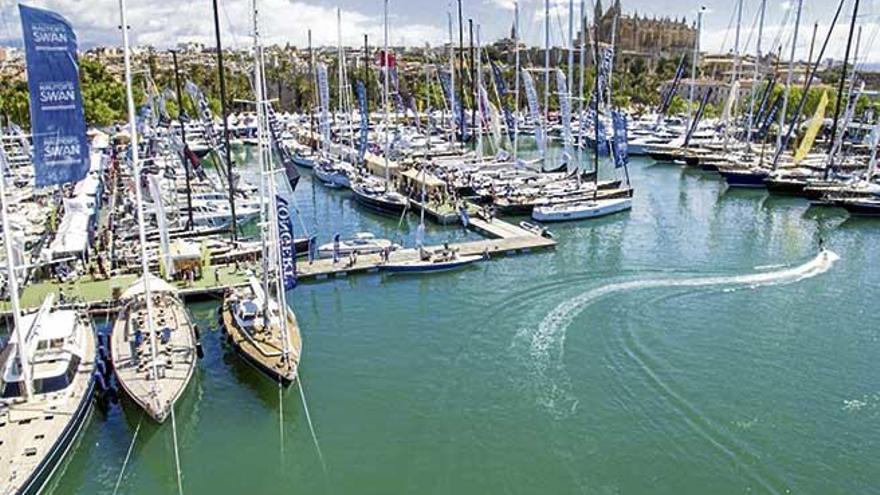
[0,295,97,494]
[317,232,400,259]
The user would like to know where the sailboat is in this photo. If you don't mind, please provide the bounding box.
[111,275,197,422]
[532,12,633,222]
[0,296,97,495]
[352,0,410,216]
[111,2,196,423]
[0,7,99,492]
[221,1,301,386]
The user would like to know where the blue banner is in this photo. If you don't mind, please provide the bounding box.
[355,80,369,163]
[20,4,89,188]
[490,60,516,141]
[658,55,686,116]
[757,95,782,140]
[611,111,629,168]
[275,194,297,290]
[438,70,468,141]
[684,89,713,146]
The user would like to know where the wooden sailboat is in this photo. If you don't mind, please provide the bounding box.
[221,278,301,385]
[111,275,197,423]
[110,1,196,424]
[221,1,301,386]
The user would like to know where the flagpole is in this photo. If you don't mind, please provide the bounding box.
[212,0,237,242]
[118,0,161,406]
[171,50,194,230]
[513,1,521,161]
[0,134,30,398]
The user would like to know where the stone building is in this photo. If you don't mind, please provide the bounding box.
[584,0,698,71]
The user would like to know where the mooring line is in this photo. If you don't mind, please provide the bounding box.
[112,414,143,495]
[297,377,327,474]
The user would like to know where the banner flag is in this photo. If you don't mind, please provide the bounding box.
[355,80,369,162]
[20,4,89,187]
[611,111,629,168]
[275,194,297,290]
[555,69,574,162]
[521,70,545,155]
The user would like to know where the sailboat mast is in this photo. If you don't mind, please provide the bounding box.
[211,0,237,242]
[118,0,159,391]
[171,51,194,230]
[457,0,465,145]
[513,1,521,161]
[543,0,550,169]
[724,0,743,152]
[576,0,585,164]
[825,0,861,179]
[447,11,456,144]
[592,22,600,200]
[687,8,704,128]
[0,134,30,398]
[383,0,391,188]
[252,0,271,322]
[745,0,766,147]
[476,24,483,163]
[775,0,803,163]
[308,30,316,151]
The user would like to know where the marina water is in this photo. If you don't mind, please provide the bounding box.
[47,149,879,494]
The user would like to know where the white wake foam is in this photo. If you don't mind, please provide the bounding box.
[525,250,840,413]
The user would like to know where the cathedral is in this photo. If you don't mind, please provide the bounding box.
[583,0,698,68]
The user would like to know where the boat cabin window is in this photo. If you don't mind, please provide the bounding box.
[1,380,22,399]
[32,356,80,395]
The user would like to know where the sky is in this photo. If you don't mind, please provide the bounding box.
[2,0,880,62]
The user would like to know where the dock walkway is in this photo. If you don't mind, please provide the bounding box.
[8,217,555,316]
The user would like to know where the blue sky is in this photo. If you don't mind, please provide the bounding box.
[1,0,879,62]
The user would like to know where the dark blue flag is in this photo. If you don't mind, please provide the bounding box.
[611,111,629,168]
[20,4,89,188]
[275,195,297,290]
[355,80,369,163]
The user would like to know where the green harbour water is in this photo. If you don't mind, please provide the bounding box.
[46,149,879,494]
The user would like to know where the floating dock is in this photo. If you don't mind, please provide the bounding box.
[6,217,555,317]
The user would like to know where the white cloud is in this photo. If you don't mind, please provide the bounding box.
[0,0,447,48]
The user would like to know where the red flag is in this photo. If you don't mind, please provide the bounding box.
[375,49,396,68]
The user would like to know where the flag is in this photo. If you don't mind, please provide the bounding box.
[794,91,828,164]
[355,80,369,162]
[147,174,173,278]
[19,5,89,187]
[757,95,782,140]
[316,64,331,147]
[275,195,297,290]
[611,111,629,168]
[375,49,397,68]
[555,70,574,163]
[684,89,713,147]
[521,70,545,156]
[658,55,686,116]
[490,60,516,141]
[438,70,468,141]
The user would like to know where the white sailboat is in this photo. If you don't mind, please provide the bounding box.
[110,0,196,424]
[0,6,98,492]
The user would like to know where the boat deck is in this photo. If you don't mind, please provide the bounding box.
[0,316,95,494]
[110,293,196,423]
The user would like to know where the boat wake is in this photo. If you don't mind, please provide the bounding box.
[523,250,840,417]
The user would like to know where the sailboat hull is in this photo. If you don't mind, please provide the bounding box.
[18,378,96,495]
[352,188,409,215]
[719,169,769,188]
[221,292,301,386]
